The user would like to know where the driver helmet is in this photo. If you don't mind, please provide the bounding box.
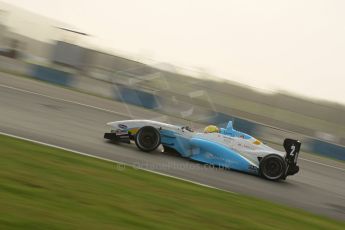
[204,125,219,133]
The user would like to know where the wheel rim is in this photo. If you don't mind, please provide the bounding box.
[263,158,283,179]
[138,129,159,149]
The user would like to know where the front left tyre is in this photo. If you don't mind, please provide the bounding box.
[135,126,161,152]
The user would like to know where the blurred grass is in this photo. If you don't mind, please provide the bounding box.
[0,134,344,230]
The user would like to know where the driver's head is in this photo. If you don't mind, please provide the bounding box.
[204,125,219,133]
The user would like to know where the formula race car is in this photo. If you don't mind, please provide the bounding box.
[104,120,301,181]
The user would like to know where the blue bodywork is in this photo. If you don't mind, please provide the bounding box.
[219,121,252,139]
[160,121,259,175]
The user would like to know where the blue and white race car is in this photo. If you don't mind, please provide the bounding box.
[104,120,301,181]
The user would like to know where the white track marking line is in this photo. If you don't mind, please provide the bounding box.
[0,131,234,194]
[0,83,129,117]
[299,157,345,172]
[1,83,344,172]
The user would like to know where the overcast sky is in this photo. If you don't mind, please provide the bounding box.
[1,0,345,104]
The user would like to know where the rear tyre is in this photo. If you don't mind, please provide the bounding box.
[135,126,161,152]
[259,155,287,181]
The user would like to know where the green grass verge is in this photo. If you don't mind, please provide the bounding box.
[0,134,344,230]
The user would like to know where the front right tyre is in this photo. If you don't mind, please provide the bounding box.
[259,154,287,181]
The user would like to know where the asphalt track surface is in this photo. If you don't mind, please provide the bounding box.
[1,74,345,220]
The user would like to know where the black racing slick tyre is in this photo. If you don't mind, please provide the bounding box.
[259,155,287,181]
[135,126,161,152]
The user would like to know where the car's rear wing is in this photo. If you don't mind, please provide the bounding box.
[283,138,301,176]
